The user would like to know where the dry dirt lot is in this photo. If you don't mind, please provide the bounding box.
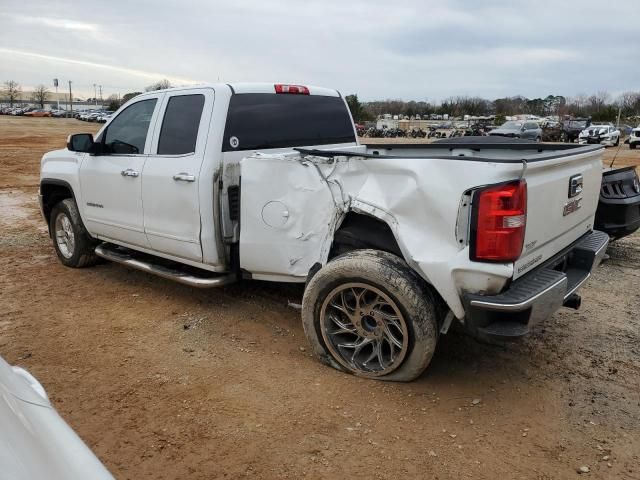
[0,116,639,479]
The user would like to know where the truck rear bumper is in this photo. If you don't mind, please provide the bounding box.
[461,230,609,341]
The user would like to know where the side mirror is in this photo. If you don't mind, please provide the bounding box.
[67,133,95,153]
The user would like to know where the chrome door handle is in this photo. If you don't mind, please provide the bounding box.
[173,173,196,182]
[121,169,139,177]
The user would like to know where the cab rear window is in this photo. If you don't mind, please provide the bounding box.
[222,93,355,152]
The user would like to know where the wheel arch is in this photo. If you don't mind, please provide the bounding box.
[40,179,77,235]
[328,210,403,260]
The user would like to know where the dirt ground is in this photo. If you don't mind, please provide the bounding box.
[0,116,639,479]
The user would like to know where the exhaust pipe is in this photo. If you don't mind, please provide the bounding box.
[563,293,582,310]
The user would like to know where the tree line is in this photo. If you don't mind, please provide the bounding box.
[347,91,640,123]
[5,79,640,124]
[1,79,174,111]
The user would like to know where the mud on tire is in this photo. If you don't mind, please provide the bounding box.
[50,198,99,268]
[302,249,443,382]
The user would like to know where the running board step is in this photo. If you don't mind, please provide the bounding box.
[94,244,236,288]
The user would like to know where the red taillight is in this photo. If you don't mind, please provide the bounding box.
[274,84,309,95]
[471,180,527,262]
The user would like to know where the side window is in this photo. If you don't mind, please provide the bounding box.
[103,99,157,154]
[157,94,205,155]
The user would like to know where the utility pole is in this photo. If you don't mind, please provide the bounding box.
[93,84,97,106]
[99,85,103,105]
[53,78,59,110]
[68,81,73,114]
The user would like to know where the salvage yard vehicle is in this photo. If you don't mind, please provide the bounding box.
[578,123,620,146]
[489,120,542,142]
[561,118,591,143]
[629,127,640,149]
[0,355,113,479]
[39,83,609,381]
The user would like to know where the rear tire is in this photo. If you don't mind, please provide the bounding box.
[631,143,637,150]
[50,198,98,268]
[302,250,442,382]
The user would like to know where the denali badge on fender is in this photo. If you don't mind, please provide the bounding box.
[568,174,583,198]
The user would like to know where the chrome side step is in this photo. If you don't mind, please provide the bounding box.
[94,244,237,288]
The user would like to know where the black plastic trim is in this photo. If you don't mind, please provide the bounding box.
[295,142,603,164]
[39,178,77,235]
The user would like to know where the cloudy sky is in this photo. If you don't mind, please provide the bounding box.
[1,0,639,101]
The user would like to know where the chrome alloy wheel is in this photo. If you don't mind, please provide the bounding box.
[320,283,409,377]
[54,212,75,259]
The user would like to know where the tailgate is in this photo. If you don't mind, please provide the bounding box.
[513,148,603,279]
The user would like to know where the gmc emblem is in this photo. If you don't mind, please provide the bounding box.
[568,174,583,198]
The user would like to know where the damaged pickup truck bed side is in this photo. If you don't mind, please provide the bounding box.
[39,83,609,381]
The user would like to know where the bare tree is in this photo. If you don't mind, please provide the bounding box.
[588,91,610,114]
[3,80,21,107]
[617,91,640,117]
[145,79,172,92]
[32,84,50,108]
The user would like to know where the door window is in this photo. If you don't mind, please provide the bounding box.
[102,99,157,154]
[157,94,205,155]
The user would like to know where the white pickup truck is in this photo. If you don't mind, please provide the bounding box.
[40,83,609,381]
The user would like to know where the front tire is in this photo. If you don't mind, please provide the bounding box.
[302,250,442,382]
[631,143,637,150]
[50,198,98,268]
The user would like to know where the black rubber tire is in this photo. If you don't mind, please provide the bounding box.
[536,136,541,143]
[49,198,99,268]
[302,250,442,382]
[631,143,637,150]
[614,136,619,147]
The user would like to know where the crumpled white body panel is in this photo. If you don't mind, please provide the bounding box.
[240,148,602,319]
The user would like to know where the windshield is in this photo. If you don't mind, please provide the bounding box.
[501,121,523,129]
[568,120,586,128]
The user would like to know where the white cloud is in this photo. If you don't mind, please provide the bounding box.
[0,0,638,100]
[1,14,98,32]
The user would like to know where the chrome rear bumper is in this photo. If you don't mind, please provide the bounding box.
[462,230,609,340]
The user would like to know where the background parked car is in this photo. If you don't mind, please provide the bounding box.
[560,118,591,142]
[23,109,52,117]
[629,127,640,149]
[488,120,542,141]
[578,124,620,146]
[95,111,114,123]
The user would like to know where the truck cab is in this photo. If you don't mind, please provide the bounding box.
[41,83,358,275]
